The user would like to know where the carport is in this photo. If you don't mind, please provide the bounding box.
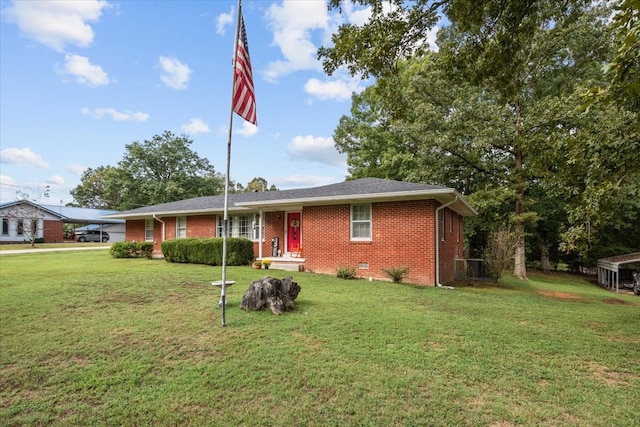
[597,252,640,293]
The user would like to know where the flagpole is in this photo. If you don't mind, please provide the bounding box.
[220,0,243,327]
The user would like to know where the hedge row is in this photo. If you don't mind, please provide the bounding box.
[110,241,154,258]
[161,238,254,266]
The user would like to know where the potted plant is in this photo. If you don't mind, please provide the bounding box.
[253,260,262,269]
[261,259,272,269]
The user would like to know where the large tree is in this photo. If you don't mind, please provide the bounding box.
[321,0,630,278]
[71,131,225,210]
[70,166,123,209]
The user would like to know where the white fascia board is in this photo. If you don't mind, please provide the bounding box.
[237,188,478,216]
[103,206,251,220]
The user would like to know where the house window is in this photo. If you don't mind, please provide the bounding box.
[252,214,263,241]
[145,219,154,241]
[2,218,8,235]
[351,204,371,240]
[17,219,24,235]
[217,215,255,240]
[176,216,187,238]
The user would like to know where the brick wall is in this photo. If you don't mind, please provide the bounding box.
[43,219,63,243]
[123,203,465,284]
[187,215,216,238]
[302,200,443,285]
[437,209,465,284]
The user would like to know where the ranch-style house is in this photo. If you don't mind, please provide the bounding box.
[105,178,477,285]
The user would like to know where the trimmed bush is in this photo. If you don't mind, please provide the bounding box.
[161,238,253,266]
[110,241,154,259]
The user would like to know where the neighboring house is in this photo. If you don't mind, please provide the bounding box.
[0,200,123,244]
[105,178,476,286]
[0,200,65,243]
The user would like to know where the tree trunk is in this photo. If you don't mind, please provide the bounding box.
[540,241,550,272]
[513,226,527,280]
[512,99,527,280]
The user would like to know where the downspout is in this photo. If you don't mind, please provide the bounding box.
[435,196,457,287]
[153,214,165,243]
[258,210,263,259]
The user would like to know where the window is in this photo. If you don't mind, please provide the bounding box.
[217,215,257,240]
[252,214,263,241]
[145,219,154,241]
[2,218,8,235]
[17,219,24,235]
[351,204,371,240]
[440,209,445,241]
[176,216,187,238]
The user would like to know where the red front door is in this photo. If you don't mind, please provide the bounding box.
[287,212,301,253]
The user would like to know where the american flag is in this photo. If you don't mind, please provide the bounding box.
[232,7,257,125]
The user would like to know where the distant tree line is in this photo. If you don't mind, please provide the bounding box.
[70,131,277,211]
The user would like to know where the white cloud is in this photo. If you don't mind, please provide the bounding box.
[342,1,373,26]
[0,175,17,186]
[67,163,86,175]
[263,1,330,81]
[216,7,233,35]
[182,118,210,135]
[81,107,149,122]
[3,0,109,52]
[159,56,192,90]
[288,135,346,167]
[46,174,65,185]
[58,54,109,87]
[269,174,341,190]
[304,75,366,101]
[0,147,50,169]
[235,121,258,137]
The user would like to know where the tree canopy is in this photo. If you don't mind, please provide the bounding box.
[322,0,640,272]
[71,131,225,210]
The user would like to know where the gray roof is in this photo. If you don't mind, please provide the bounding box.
[0,200,123,224]
[104,178,477,219]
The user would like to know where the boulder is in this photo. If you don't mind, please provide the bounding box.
[240,276,301,315]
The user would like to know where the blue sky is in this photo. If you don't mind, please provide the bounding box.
[1,0,436,206]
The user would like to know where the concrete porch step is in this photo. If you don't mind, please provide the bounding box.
[259,257,305,272]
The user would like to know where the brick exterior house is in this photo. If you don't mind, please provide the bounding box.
[107,178,476,286]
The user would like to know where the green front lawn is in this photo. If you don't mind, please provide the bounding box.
[1,251,638,426]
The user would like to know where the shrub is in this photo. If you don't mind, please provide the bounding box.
[382,266,410,283]
[110,241,154,259]
[336,266,357,279]
[161,238,253,266]
[484,225,518,283]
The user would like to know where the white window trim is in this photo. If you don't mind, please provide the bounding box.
[350,204,372,241]
[217,214,261,241]
[176,216,187,238]
[145,219,154,242]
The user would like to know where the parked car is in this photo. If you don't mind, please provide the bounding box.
[76,230,109,243]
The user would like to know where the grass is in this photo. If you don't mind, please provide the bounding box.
[1,250,638,426]
[0,242,108,251]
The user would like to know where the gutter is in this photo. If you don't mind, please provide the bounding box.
[153,214,165,243]
[435,196,457,287]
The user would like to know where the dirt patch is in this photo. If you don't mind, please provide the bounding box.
[538,290,581,299]
[602,298,635,306]
[587,362,633,386]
